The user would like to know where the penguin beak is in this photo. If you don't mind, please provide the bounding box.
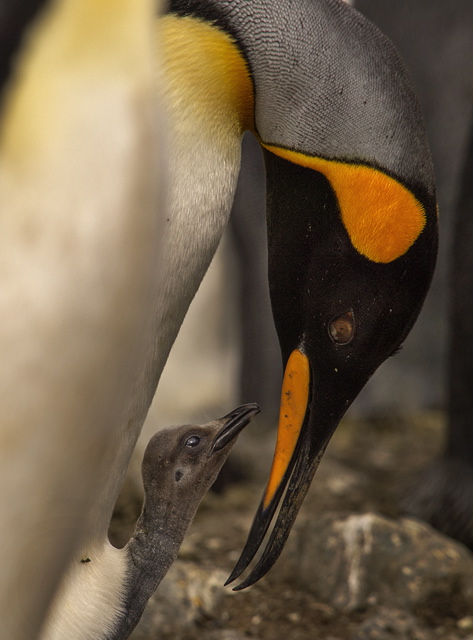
[225,350,321,590]
[211,403,261,454]
[223,146,437,591]
[226,338,392,591]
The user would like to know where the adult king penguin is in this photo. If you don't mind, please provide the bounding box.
[0,0,437,636]
[159,0,438,588]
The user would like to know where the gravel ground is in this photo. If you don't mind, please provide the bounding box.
[111,411,473,640]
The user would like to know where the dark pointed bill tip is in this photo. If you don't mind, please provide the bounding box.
[225,424,322,591]
[224,349,315,590]
[211,403,260,454]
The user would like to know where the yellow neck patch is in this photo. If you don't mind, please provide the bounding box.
[159,14,254,134]
[264,144,426,263]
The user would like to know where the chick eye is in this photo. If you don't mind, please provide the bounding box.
[185,435,201,448]
[328,310,354,345]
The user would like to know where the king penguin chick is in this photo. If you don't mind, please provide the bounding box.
[106,403,260,640]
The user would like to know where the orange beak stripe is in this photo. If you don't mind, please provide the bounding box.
[263,349,310,509]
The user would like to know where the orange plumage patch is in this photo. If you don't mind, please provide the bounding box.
[264,144,426,263]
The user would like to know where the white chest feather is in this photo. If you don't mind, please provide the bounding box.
[39,544,127,640]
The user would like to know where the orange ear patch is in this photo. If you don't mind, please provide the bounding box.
[263,349,310,509]
[263,144,426,263]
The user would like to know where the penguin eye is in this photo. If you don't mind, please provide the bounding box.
[185,435,201,448]
[328,310,354,345]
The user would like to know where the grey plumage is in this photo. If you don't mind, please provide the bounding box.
[107,403,259,640]
[170,0,434,194]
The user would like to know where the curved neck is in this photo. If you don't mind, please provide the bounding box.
[169,0,434,195]
[106,484,209,640]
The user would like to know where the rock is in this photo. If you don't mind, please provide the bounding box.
[130,560,227,639]
[398,458,473,551]
[353,607,431,640]
[458,616,473,631]
[278,512,473,613]
[206,631,247,640]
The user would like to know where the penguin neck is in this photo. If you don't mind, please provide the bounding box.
[159,13,254,138]
[138,14,255,398]
[128,480,200,567]
[105,476,214,640]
